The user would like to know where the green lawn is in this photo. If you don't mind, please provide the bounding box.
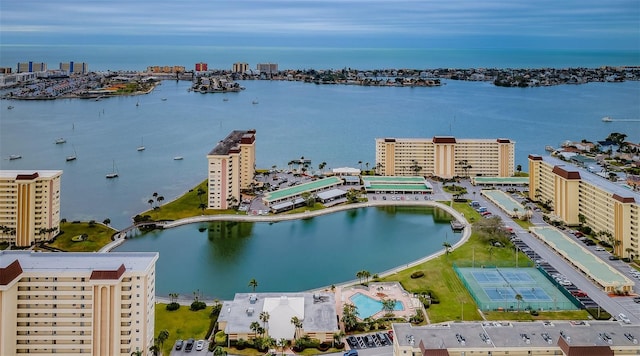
[46,222,116,252]
[155,303,212,356]
[379,202,588,323]
[140,180,239,221]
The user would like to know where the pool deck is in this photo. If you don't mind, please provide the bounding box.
[337,282,424,322]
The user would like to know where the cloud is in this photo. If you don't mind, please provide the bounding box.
[1,0,638,49]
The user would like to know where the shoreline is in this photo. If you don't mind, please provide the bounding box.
[102,199,472,301]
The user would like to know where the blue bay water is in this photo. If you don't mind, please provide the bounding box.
[2,79,639,228]
[2,46,639,299]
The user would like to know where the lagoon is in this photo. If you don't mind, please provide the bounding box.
[113,205,461,300]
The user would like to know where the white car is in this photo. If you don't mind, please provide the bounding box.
[618,313,631,324]
[595,247,605,251]
[195,339,205,351]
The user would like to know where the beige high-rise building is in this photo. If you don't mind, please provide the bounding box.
[529,155,640,258]
[0,251,158,356]
[207,130,256,209]
[0,170,62,247]
[232,62,249,73]
[375,137,515,179]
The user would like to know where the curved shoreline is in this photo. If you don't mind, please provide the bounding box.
[105,200,471,300]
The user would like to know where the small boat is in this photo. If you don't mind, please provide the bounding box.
[173,156,183,160]
[66,145,77,162]
[544,145,555,152]
[55,138,66,144]
[7,105,14,110]
[137,137,145,151]
[106,160,119,179]
[602,116,613,122]
[136,101,139,107]
[161,98,167,101]
[223,98,229,102]
[9,154,22,160]
[252,100,259,104]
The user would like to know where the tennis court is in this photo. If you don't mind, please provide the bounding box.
[455,267,578,311]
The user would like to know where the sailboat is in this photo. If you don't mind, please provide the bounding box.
[66,145,77,162]
[106,160,119,179]
[137,137,145,151]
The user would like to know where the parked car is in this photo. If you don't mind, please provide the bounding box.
[609,255,620,260]
[175,340,184,350]
[185,338,195,352]
[570,290,587,297]
[344,350,359,356]
[195,340,205,351]
[595,247,605,251]
[618,313,631,324]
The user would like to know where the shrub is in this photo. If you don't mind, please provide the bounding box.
[410,271,425,279]
[317,342,330,351]
[165,302,180,311]
[530,310,539,316]
[190,300,207,311]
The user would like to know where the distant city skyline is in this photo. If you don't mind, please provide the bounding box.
[1,0,638,50]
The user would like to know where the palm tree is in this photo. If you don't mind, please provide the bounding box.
[319,161,327,174]
[147,199,154,208]
[198,203,207,213]
[169,292,179,303]
[290,316,303,340]
[248,278,258,292]
[103,218,111,225]
[515,294,523,312]
[157,329,169,350]
[442,241,452,255]
[358,160,363,170]
[197,188,206,203]
[149,343,160,356]
[259,311,270,333]
[250,321,261,338]
[380,298,397,315]
[156,195,164,206]
[333,331,345,347]
[342,303,359,331]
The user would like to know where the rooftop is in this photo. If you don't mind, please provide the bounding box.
[0,251,158,275]
[219,292,339,339]
[394,321,640,350]
[540,155,639,202]
[263,176,342,202]
[207,130,255,156]
[0,170,62,179]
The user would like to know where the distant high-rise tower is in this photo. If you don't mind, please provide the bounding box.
[17,61,47,73]
[195,62,208,71]
[233,62,249,73]
[256,63,278,74]
[60,61,88,74]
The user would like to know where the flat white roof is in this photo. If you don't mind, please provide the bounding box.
[0,170,63,179]
[0,251,158,273]
[316,189,346,200]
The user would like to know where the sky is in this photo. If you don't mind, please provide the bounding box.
[1,0,639,50]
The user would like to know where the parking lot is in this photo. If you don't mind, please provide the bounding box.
[170,339,210,356]
[346,331,393,350]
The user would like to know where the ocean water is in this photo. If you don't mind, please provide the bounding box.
[1,45,639,71]
[2,79,639,228]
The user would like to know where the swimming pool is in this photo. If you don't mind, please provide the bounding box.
[349,292,404,319]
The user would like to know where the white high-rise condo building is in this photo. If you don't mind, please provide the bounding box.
[0,251,158,356]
